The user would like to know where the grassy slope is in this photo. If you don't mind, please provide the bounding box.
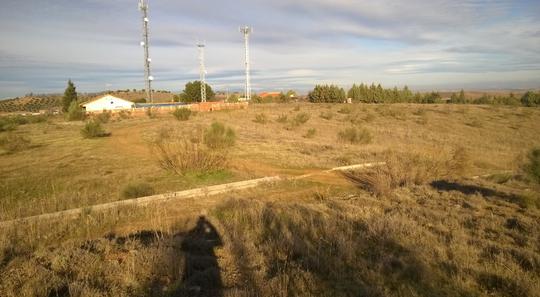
[0,103,539,296]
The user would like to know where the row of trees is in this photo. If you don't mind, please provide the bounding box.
[308,83,540,106]
[308,83,443,104]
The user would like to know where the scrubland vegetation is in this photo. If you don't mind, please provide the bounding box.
[0,102,539,297]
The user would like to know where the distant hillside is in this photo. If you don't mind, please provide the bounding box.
[0,96,61,113]
[0,90,176,114]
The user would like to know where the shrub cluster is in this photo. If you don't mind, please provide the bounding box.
[66,101,85,121]
[338,127,372,144]
[81,121,110,138]
[204,122,236,149]
[342,149,470,196]
[122,182,155,199]
[172,108,192,121]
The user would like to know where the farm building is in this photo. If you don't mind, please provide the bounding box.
[81,95,135,112]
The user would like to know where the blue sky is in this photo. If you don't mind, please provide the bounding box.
[1,0,539,98]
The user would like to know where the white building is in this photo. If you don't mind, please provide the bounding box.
[81,95,135,112]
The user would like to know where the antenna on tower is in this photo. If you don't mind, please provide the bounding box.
[197,42,207,103]
[240,26,252,101]
[139,0,153,103]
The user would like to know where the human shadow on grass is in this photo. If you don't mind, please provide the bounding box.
[172,216,223,297]
[430,180,522,205]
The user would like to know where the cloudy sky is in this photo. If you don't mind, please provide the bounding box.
[1,0,539,98]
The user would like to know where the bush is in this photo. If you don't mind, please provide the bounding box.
[0,133,32,153]
[276,114,288,123]
[522,148,540,184]
[81,121,110,138]
[292,112,310,126]
[204,122,236,149]
[253,113,268,124]
[95,111,111,123]
[66,101,85,121]
[122,182,155,199]
[152,131,228,175]
[338,127,372,144]
[172,108,192,121]
[304,128,316,139]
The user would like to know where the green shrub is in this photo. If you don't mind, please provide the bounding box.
[522,148,540,184]
[122,182,155,199]
[253,113,268,124]
[66,101,85,121]
[0,133,32,153]
[304,128,316,139]
[276,114,288,123]
[81,121,110,138]
[172,108,192,121]
[293,112,310,126]
[338,127,372,144]
[95,111,111,123]
[204,122,236,149]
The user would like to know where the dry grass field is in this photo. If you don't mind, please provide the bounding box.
[1,103,540,297]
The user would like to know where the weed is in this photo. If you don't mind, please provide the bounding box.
[253,113,269,124]
[152,132,228,175]
[338,127,372,144]
[203,122,236,149]
[319,111,333,120]
[146,107,156,119]
[292,112,310,126]
[118,110,131,119]
[338,105,352,114]
[122,182,155,199]
[276,114,288,123]
[0,133,32,153]
[81,121,110,138]
[522,148,540,184]
[293,105,301,111]
[95,111,111,123]
[304,128,316,139]
[172,108,192,121]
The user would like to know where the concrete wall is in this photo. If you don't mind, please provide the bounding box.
[86,101,249,115]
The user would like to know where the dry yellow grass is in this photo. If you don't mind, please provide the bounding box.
[1,103,540,296]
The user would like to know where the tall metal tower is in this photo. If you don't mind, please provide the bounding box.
[240,26,252,101]
[197,42,207,103]
[139,0,153,102]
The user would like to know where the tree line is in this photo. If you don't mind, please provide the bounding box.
[307,83,540,106]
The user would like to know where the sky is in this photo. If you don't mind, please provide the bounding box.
[1,0,539,98]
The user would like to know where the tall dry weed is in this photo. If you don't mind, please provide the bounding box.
[343,148,470,196]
